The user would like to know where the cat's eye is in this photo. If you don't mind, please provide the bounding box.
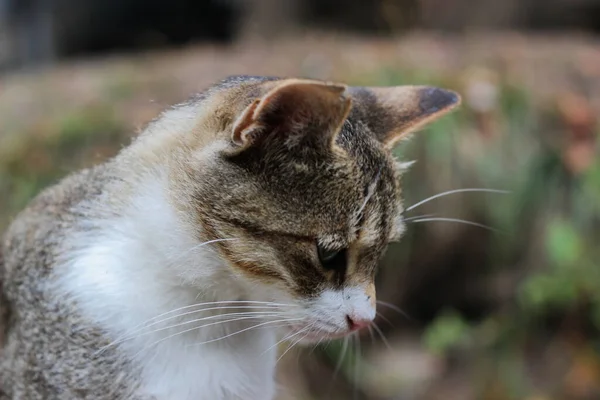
[317,245,347,272]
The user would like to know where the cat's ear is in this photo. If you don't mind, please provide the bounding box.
[348,86,461,150]
[231,79,352,149]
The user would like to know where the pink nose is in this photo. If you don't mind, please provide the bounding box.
[346,315,372,331]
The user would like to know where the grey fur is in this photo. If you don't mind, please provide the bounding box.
[0,168,146,399]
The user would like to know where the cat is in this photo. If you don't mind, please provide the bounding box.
[0,75,460,400]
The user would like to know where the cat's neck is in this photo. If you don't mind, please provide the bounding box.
[58,170,278,399]
[64,168,269,331]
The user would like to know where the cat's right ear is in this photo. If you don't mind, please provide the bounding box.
[230,79,352,150]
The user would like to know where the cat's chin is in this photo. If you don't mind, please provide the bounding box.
[281,325,352,345]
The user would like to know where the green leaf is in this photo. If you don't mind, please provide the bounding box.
[546,219,582,266]
[424,310,470,355]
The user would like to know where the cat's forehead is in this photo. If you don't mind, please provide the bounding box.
[270,137,400,243]
[193,75,459,242]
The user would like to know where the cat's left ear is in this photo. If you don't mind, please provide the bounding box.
[348,85,461,150]
[231,79,352,150]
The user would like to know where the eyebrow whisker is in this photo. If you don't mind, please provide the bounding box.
[355,168,383,218]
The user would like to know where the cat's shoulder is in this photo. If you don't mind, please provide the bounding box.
[1,165,114,279]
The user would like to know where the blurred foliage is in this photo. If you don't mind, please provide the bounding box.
[343,59,600,399]
[424,310,471,356]
[0,104,126,226]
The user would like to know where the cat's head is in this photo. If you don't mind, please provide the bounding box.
[181,76,460,342]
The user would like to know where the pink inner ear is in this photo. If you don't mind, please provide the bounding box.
[253,81,348,125]
[232,99,261,146]
[230,80,352,150]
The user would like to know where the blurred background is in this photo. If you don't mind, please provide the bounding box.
[1,1,600,399]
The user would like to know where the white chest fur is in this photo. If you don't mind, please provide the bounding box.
[137,328,277,400]
[56,176,279,400]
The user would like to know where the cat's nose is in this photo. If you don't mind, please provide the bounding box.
[346,314,372,331]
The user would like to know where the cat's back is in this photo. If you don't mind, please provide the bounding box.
[0,165,140,400]
[2,166,107,284]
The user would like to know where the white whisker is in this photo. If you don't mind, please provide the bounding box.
[367,325,375,346]
[260,324,306,357]
[131,311,285,340]
[165,238,238,269]
[99,299,298,353]
[131,315,280,359]
[376,300,411,320]
[130,316,302,360]
[405,188,510,212]
[372,323,392,351]
[96,311,289,356]
[401,214,436,223]
[273,327,310,363]
[185,318,303,349]
[332,337,348,383]
[326,336,349,398]
[376,311,394,327]
[276,325,314,365]
[355,168,382,218]
[353,333,360,400]
[309,337,324,355]
[106,304,289,350]
[128,300,294,330]
[409,217,500,232]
